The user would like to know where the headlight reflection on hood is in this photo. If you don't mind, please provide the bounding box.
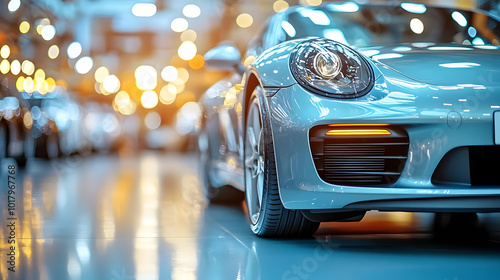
[290,38,374,98]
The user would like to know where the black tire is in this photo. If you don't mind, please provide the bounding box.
[199,117,244,204]
[244,88,319,237]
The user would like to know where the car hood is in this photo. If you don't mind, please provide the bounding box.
[360,44,500,86]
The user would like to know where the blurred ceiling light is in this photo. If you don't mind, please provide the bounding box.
[16,76,24,92]
[23,77,34,93]
[401,3,427,14]
[34,69,45,80]
[21,60,35,75]
[135,65,157,90]
[132,3,157,17]
[41,25,56,40]
[114,91,131,108]
[141,90,158,109]
[145,111,161,130]
[236,13,253,28]
[40,18,50,25]
[94,66,109,83]
[75,56,93,74]
[410,18,424,34]
[273,0,289,13]
[182,4,201,18]
[48,45,59,59]
[19,21,30,33]
[46,77,56,92]
[0,45,10,59]
[180,29,197,42]
[161,66,178,82]
[177,67,189,82]
[178,41,197,61]
[67,42,82,59]
[452,11,467,27]
[160,85,176,105]
[171,18,188,32]
[189,54,205,70]
[103,75,120,93]
[11,60,20,75]
[0,60,10,74]
[8,0,21,12]
[306,0,322,6]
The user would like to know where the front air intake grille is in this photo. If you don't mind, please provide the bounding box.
[310,125,409,186]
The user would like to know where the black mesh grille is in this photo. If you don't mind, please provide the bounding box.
[310,125,409,186]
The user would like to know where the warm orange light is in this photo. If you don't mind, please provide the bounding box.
[328,123,389,127]
[326,129,391,136]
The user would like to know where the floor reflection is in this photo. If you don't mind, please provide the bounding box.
[1,153,499,280]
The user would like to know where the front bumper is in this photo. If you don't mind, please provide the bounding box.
[267,75,500,212]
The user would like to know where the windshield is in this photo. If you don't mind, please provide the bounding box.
[280,3,500,47]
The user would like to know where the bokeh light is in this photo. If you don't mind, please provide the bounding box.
[8,0,21,12]
[48,45,59,59]
[23,77,34,93]
[171,18,189,32]
[141,90,159,109]
[177,67,190,83]
[189,55,205,70]
[75,56,93,74]
[41,25,56,40]
[161,66,178,82]
[132,3,157,17]
[19,21,30,33]
[16,76,25,92]
[145,111,161,130]
[21,60,35,76]
[273,0,289,12]
[180,29,197,42]
[103,75,120,94]
[236,13,253,28]
[67,42,82,59]
[34,69,46,80]
[94,66,109,83]
[11,60,21,75]
[114,91,131,108]
[1,45,10,59]
[159,85,177,105]
[182,4,201,18]
[0,60,10,74]
[135,65,157,90]
[178,41,197,61]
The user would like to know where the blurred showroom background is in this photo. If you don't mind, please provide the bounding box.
[1,0,499,159]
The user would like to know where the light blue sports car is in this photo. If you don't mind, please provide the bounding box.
[199,2,500,237]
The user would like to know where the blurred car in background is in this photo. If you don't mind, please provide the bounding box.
[0,77,32,165]
[83,102,122,154]
[200,3,500,237]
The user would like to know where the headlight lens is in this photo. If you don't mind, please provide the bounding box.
[290,38,374,98]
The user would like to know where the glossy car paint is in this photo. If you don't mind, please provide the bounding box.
[201,5,500,214]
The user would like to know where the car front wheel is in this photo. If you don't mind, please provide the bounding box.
[244,89,319,237]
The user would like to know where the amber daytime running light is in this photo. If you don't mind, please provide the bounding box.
[326,124,391,136]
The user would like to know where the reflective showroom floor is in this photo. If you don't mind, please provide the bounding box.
[1,153,500,280]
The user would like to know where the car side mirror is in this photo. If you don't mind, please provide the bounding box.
[204,45,245,74]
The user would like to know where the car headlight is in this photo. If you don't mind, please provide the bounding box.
[290,38,374,98]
